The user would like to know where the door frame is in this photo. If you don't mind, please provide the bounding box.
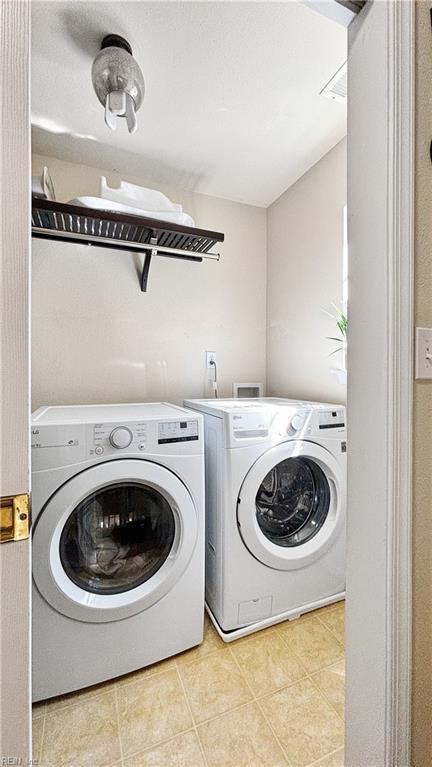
[345,2,414,765]
[0,0,31,763]
[0,1,415,764]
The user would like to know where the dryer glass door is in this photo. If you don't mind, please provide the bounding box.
[255,457,330,548]
[237,440,345,571]
[60,482,176,595]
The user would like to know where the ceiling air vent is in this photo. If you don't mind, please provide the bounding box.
[320,61,347,103]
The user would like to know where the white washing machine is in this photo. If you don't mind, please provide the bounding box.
[184,397,346,640]
[31,402,204,701]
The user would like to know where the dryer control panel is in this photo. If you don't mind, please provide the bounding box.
[318,409,345,430]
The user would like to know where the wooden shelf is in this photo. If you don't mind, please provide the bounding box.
[31,197,224,291]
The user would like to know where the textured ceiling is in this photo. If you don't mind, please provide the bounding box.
[31,1,347,207]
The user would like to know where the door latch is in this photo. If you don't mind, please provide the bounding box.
[0,493,30,543]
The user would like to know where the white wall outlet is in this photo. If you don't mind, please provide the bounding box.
[206,351,217,369]
[415,327,432,379]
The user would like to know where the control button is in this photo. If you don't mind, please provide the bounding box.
[95,445,104,455]
[109,426,133,449]
[138,443,146,451]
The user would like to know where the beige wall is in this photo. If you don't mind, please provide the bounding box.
[412,5,432,766]
[266,138,346,405]
[31,154,267,409]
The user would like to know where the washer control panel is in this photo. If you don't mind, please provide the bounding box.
[31,414,203,470]
[93,422,147,454]
[158,420,199,444]
[93,419,200,452]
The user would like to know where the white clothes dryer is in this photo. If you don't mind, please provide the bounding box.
[184,397,346,640]
[31,403,204,700]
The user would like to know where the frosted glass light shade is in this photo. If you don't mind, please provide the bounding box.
[91,36,145,133]
[92,45,144,112]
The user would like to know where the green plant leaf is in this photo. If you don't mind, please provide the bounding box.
[323,303,348,354]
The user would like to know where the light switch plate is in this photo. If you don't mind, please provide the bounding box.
[415,327,432,379]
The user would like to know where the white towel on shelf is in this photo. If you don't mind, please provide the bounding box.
[68,196,195,228]
[100,176,182,214]
[32,166,56,200]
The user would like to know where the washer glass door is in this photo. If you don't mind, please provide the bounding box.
[33,459,199,622]
[60,482,176,595]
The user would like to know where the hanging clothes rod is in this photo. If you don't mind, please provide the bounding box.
[31,227,221,261]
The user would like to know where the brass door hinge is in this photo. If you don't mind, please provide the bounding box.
[0,494,30,543]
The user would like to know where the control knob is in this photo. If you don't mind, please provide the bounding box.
[289,413,306,433]
[109,426,133,449]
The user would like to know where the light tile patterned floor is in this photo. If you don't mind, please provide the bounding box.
[32,601,345,767]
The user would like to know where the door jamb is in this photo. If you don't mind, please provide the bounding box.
[346,2,414,765]
[383,4,414,762]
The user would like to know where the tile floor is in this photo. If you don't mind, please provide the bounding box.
[32,601,345,767]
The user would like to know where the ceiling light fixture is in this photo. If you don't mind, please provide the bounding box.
[91,34,145,134]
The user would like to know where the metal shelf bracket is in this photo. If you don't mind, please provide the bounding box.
[141,237,158,292]
[31,197,223,293]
